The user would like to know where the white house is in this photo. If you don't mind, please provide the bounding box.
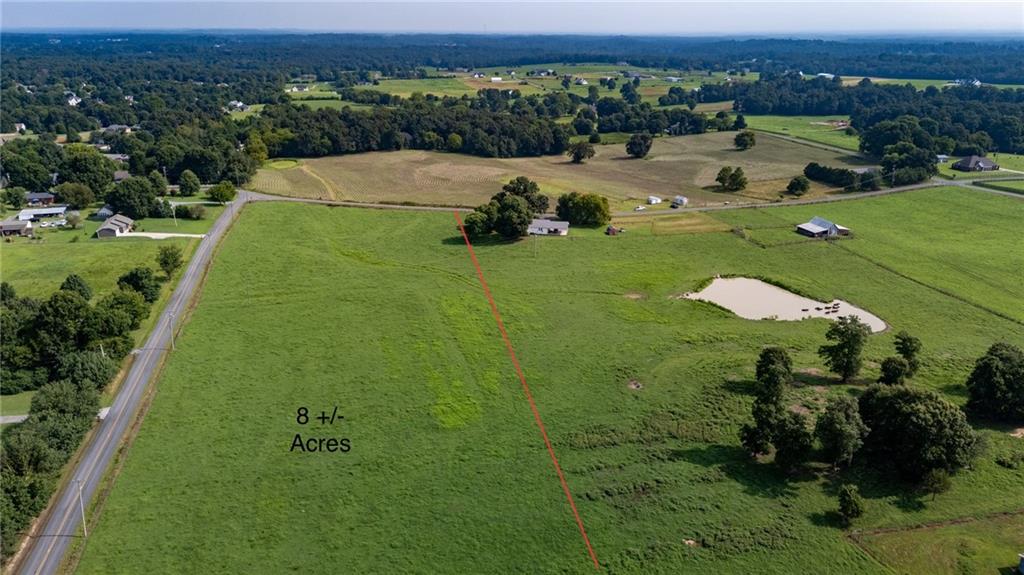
[66,94,82,106]
[527,219,569,236]
[574,78,589,86]
[13,123,27,133]
[647,196,663,205]
[672,195,689,207]
[490,77,503,83]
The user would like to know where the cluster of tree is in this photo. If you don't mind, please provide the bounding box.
[625,133,653,158]
[252,101,571,159]
[786,175,811,196]
[803,162,881,192]
[715,166,747,192]
[566,141,596,164]
[555,192,610,227]
[729,74,1024,156]
[740,327,977,487]
[1,276,152,395]
[594,99,713,135]
[462,177,548,240]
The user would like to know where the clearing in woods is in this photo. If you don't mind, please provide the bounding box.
[249,131,873,209]
[75,187,1024,574]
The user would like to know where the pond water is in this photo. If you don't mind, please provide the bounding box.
[685,277,887,333]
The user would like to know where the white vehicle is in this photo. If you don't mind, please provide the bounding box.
[39,221,50,228]
[634,205,646,211]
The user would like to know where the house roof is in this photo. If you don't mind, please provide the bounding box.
[954,155,998,168]
[0,219,31,231]
[18,206,67,219]
[529,219,569,230]
[797,222,828,235]
[113,170,131,181]
[25,192,55,200]
[105,214,135,228]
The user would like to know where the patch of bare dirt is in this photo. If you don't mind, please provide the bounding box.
[624,292,646,300]
[627,379,644,390]
[683,539,701,547]
[789,404,811,416]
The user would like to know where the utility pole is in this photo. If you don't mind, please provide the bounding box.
[75,478,87,537]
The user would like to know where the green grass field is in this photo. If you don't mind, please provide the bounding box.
[855,512,1024,574]
[75,187,1024,574]
[0,391,35,416]
[975,179,1024,194]
[937,153,1024,180]
[250,132,872,210]
[744,115,861,151]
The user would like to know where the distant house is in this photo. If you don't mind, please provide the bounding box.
[13,122,27,133]
[96,214,135,238]
[103,153,130,163]
[0,219,33,237]
[227,100,249,112]
[816,73,836,80]
[490,77,503,83]
[95,205,115,219]
[25,192,55,206]
[102,124,133,135]
[288,85,310,92]
[671,195,689,208]
[17,206,67,221]
[953,78,982,88]
[113,170,131,183]
[527,219,569,236]
[952,155,999,172]
[124,95,135,104]
[935,154,950,163]
[796,216,850,238]
[647,196,663,205]
[574,78,589,86]
[65,93,82,106]
[664,76,682,83]
[472,72,485,78]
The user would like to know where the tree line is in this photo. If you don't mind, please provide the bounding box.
[0,252,185,559]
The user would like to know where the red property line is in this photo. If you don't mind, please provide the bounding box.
[453,212,600,570]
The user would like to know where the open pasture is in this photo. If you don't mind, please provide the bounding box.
[744,115,861,151]
[251,131,871,209]
[75,187,1024,574]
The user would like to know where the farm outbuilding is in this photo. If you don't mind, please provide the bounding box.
[647,196,663,205]
[0,219,33,237]
[17,206,66,221]
[796,216,850,238]
[952,155,999,172]
[528,219,569,236]
[96,214,135,238]
[672,195,689,208]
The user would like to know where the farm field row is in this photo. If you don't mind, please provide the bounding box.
[249,131,872,210]
[744,115,861,151]
[75,188,1024,574]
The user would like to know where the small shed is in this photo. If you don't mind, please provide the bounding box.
[528,219,569,236]
[672,195,689,208]
[647,196,663,205]
[94,205,115,219]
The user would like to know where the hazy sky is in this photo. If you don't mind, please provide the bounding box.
[3,1,1023,35]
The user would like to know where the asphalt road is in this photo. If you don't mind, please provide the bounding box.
[13,191,248,575]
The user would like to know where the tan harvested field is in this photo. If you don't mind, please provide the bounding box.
[251,132,871,209]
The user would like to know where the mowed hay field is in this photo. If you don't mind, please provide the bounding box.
[251,131,872,209]
[76,188,1024,574]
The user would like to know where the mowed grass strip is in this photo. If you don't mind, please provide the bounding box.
[77,190,1024,574]
[744,115,861,151]
[251,131,871,209]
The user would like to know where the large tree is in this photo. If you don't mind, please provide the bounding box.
[59,274,93,301]
[965,342,1024,422]
[493,195,532,239]
[207,181,237,204]
[894,331,922,377]
[156,245,184,278]
[734,130,756,150]
[495,176,548,214]
[178,169,201,197]
[555,192,610,227]
[52,182,95,210]
[859,384,977,480]
[819,316,871,382]
[105,177,156,219]
[61,144,116,196]
[625,133,653,159]
[566,141,595,164]
[117,267,161,303]
[815,396,869,467]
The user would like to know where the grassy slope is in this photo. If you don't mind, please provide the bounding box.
[77,188,1024,574]
[744,115,861,151]
[249,132,871,210]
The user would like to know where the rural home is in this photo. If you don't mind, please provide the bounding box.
[96,214,135,238]
[102,124,133,134]
[0,219,33,237]
[113,170,131,183]
[17,206,67,221]
[528,219,569,236]
[671,195,689,208]
[574,78,589,86]
[490,77,503,83]
[25,192,55,206]
[952,155,999,172]
[796,216,850,238]
[935,154,950,163]
[94,205,115,219]
[103,153,130,163]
